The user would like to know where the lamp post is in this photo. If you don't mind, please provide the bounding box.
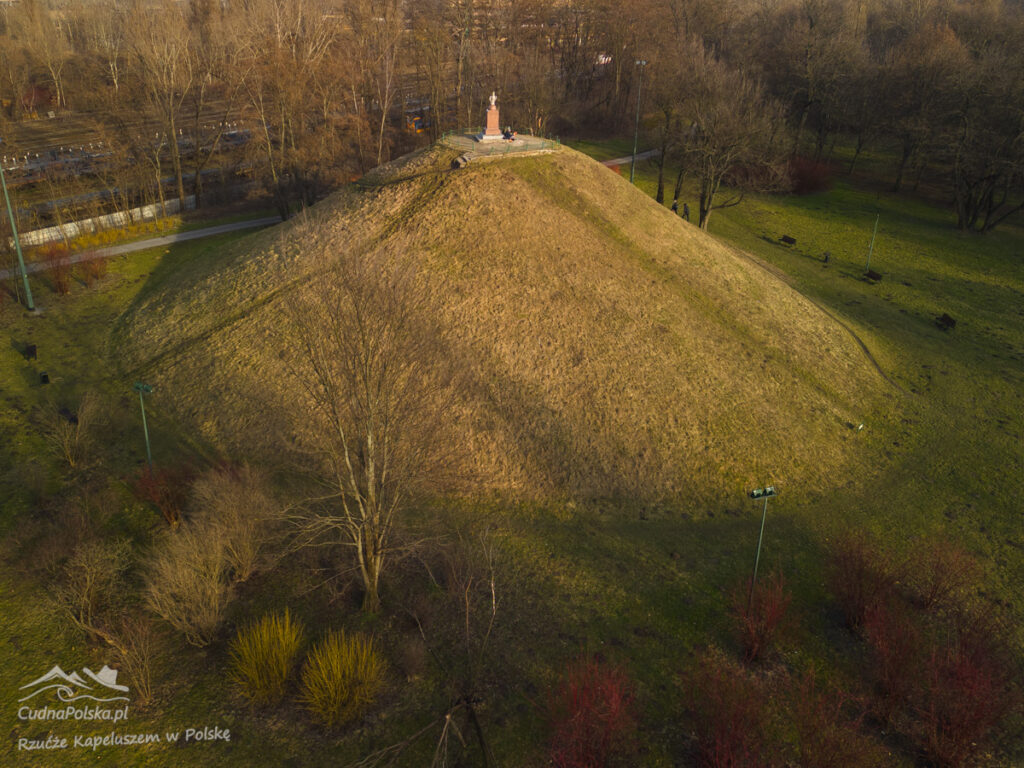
[747,484,777,614]
[865,213,879,274]
[133,382,154,469]
[0,138,34,310]
[630,59,648,184]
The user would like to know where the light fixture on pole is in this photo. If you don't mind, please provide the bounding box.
[630,59,648,184]
[133,382,154,469]
[747,484,777,614]
[0,138,34,311]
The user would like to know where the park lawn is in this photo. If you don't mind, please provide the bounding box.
[602,147,1024,612]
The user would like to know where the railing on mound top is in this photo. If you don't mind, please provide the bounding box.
[440,129,560,156]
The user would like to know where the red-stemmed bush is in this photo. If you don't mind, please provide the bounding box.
[731,570,791,663]
[547,655,637,768]
[40,243,72,294]
[688,649,772,768]
[862,599,922,723]
[789,157,833,194]
[828,533,902,632]
[130,464,195,526]
[79,255,108,287]
[912,614,1019,768]
[904,539,979,614]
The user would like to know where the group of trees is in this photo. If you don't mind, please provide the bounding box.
[1,0,1022,229]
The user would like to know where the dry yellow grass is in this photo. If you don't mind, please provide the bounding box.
[118,145,890,512]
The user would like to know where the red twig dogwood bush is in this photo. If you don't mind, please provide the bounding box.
[547,655,637,768]
[731,570,791,663]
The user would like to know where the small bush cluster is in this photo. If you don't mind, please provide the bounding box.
[131,464,195,526]
[65,216,182,251]
[39,242,72,294]
[144,524,233,647]
[827,532,1018,767]
[688,649,773,768]
[41,392,102,470]
[827,533,902,631]
[789,156,833,194]
[143,465,282,647]
[78,255,108,286]
[190,464,282,582]
[547,655,637,768]
[914,617,1018,768]
[730,570,791,663]
[299,630,384,728]
[230,610,304,705]
[687,650,887,768]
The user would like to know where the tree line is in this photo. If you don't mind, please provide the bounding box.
[0,0,1021,230]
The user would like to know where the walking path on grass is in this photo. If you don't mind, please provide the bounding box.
[601,149,659,166]
[0,216,279,280]
[3,149,660,283]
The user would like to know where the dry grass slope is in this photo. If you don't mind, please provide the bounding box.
[119,145,891,511]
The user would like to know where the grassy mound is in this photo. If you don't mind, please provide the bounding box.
[117,144,890,510]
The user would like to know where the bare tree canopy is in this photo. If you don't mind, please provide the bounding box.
[284,250,455,612]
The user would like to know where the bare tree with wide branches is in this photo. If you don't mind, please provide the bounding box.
[285,250,455,613]
[678,41,788,229]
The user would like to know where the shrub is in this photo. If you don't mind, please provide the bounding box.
[230,610,304,705]
[131,464,194,526]
[731,570,791,663]
[36,243,72,294]
[863,599,922,722]
[547,655,637,768]
[79,255,108,287]
[904,539,979,614]
[688,648,772,768]
[144,524,232,646]
[52,538,133,635]
[300,630,384,728]
[913,615,1018,768]
[789,156,832,194]
[42,392,102,469]
[828,532,901,631]
[190,464,282,582]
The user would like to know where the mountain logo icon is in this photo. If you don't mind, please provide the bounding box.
[19,665,129,704]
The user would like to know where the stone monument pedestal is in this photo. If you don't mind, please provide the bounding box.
[476,91,504,142]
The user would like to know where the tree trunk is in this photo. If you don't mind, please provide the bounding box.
[673,168,686,202]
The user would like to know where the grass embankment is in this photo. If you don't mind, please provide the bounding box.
[0,142,1020,766]
[607,149,1024,594]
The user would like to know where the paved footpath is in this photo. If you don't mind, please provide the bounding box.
[3,149,655,282]
[601,149,659,166]
[0,216,279,280]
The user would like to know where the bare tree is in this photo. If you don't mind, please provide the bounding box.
[679,41,788,229]
[126,0,194,208]
[284,250,453,613]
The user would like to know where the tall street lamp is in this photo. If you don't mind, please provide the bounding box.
[0,138,34,310]
[747,484,778,614]
[134,382,154,469]
[630,59,648,184]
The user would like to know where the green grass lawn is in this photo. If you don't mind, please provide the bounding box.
[1,147,1022,767]
[593,145,1023,598]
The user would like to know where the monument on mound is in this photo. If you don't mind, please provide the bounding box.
[476,91,503,142]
